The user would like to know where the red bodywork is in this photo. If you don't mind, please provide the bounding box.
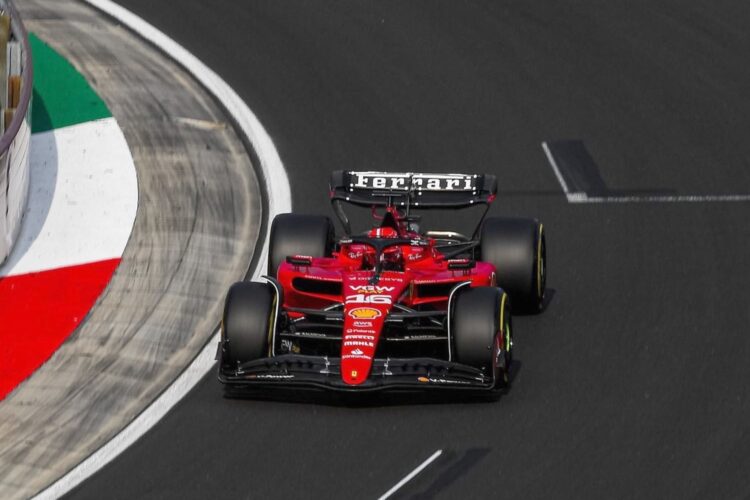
[277,207,496,386]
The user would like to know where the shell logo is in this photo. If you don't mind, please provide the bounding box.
[348,307,381,319]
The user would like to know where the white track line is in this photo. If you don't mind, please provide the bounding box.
[570,194,750,203]
[541,141,580,202]
[541,142,750,204]
[378,449,443,500]
[35,1,291,498]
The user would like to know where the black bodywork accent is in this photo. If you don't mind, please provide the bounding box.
[328,171,497,238]
[218,353,495,393]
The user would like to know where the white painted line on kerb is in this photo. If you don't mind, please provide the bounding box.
[35,1,292,499]
[1,118,137,277]
[378,449,443,500]
[541,142,750,204]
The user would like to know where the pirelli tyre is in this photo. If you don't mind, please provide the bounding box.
[222,281,276,366]
[479,217,546,314]
[451,286,513,389]
[268,213,335,276]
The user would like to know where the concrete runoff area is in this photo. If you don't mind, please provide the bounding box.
[0,1,261,498]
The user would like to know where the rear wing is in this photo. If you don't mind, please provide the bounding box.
[329,171,497,208]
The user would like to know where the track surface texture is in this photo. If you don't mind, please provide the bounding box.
[0,1,261,498]
[72,1,750,499]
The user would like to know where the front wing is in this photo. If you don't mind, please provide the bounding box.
[218,352,496,393]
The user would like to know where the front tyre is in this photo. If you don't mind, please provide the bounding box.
[222,281,276,366]
[451,286,512,389]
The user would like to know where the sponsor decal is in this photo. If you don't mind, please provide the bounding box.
[351,348,364,355]
[414,279,457,285]
[345,328,376,335]
[298,275,340,282]
[293,331,330,338]
[351,172,411,190]
[417,377,473,385]
[353,321,373,327]
[345,334,375,340]
[342,353,371,360]
[249,374,294,380]
[377,275,403,282]
[351,370,358,378]
[347,274,372,282]
[412,173,476,191]
[350,172,476,192]
[343,341,374,347]
[349,285,396,293]
[348,307,382,319]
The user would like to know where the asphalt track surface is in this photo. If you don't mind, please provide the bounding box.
[71,2,750,498]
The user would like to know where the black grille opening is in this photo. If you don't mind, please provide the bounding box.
[292,278,342,296]
[415,282,455,298]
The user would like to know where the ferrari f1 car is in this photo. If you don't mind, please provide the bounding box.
[218,171,546,394]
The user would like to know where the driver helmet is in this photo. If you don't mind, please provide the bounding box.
[368,227,399,239]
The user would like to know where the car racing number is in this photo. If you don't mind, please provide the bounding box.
[345,294,392,305]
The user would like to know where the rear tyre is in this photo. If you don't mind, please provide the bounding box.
[451,286,512,388]
[480,217,546,314]
[268,213,335,276]
[222,281,276,365]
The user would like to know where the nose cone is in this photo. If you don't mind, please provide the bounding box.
[340,272,408,385]
[340,300,386,386]
[341,350,374,385]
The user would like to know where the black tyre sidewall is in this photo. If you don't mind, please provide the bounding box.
[223,281,275,364]
[268,213,334,276]
[480,217,545,313]
[452,287,509,386]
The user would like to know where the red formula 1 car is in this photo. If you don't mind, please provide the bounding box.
[218,171,546,394]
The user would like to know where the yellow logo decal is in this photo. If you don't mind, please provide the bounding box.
[348,307,382,319]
